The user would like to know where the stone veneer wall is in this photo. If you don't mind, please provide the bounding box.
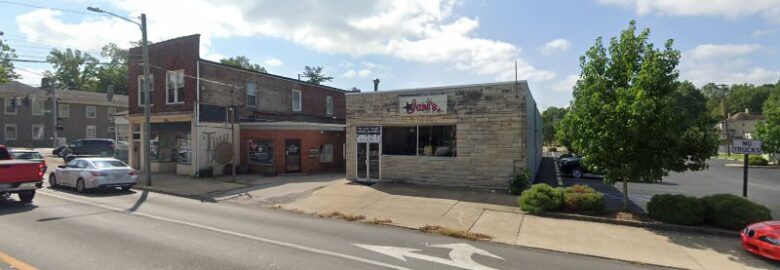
[346,82,531,189]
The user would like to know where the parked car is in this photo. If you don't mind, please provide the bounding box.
[741,221,780,261]
[0,145,44,203]
[62,138,116,158]
[49,157,137,193]
[52,145,68,156]
[9,149,47,173]
[558,155,591,178]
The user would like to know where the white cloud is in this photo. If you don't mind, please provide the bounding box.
[680,43,780,86]
[342,69,372,79]
[597,0,780,23]
[14,0,554,82]
[13,66,47,87]
[551,74,579,93]
[541,38,571,55]
[264,57,283,67]
[752,29,775,38]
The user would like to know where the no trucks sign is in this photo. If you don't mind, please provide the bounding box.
[732,139,762,155]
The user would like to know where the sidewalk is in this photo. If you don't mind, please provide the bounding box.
[281,180,779,270]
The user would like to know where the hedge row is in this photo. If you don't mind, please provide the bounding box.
[518,184,604,214]
[647,193,772,230]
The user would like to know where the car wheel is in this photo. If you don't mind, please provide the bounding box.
[572,168,584,178]
[76,179,86,193]
[49,174,58,188]
[18,191,35,203]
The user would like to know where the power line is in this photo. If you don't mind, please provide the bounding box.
[0,0,109,16]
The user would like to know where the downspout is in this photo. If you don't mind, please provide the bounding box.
[195,60,200,177]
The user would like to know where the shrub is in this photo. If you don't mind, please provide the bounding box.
[518,184,564,214]
[562,185,605,214]
[509,170,530,195]
[701,194,772,230]
[748,156,769,166]
[647,194,705,225]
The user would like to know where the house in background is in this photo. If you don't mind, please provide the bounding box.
[127,34,348,177]
[716,109,767,140]
[0,81,128,148]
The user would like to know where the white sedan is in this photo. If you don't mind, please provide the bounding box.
[49,157,138,193]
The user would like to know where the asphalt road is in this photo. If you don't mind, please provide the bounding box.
[0,186,674,270]
[562,159,780,217]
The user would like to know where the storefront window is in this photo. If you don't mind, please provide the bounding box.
[320,144,334,163]
[382,126,417,155]
[177,134,191,164]
[150,122,191,163]
[248,139,273,165]
[381,125,456,157]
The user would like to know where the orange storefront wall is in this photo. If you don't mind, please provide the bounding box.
[240,129,345,175]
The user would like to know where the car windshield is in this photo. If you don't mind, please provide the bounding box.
[92,160,128,169]
[11,152,43,159]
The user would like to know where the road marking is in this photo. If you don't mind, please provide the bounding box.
[38,191,414,270]
[0,250,37,270]
[355,243,504,270]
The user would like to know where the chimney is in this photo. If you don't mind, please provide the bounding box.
[373,78,380,92]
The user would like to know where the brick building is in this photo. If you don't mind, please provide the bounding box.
[127,34,347,176]
[345,82,542,189]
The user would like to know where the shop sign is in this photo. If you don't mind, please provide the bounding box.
[357,126,381,135]
[248,139,273,165]
[399,95,447,116]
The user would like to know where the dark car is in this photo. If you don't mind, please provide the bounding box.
[62,139,116,159]
[558,156,590,178]
[9,149,47,174]
[52,145,68,156]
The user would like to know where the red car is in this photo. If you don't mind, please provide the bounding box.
[742,221,780,261]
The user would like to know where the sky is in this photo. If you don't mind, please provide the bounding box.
[1,0,779,110]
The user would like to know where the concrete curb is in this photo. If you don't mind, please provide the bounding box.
[723,163,779,169]
[534,211,739,237]
[133,186,217,202]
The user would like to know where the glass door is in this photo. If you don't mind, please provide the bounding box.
[368,143,379,180]
[357,143,367,179]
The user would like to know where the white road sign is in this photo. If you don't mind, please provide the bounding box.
[732,139,762,155]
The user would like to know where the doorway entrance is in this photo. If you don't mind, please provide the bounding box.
[356,142,380,181]
[284,139,301,173]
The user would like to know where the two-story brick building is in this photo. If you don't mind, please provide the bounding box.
[127,34,347,177]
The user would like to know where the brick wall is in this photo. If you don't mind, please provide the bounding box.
[240,129,345,174]
[346,82,531,189]
[128,35,200,115]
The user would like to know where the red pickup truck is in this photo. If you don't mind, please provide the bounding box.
[0,145,44,203]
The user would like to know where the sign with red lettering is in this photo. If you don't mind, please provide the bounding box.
[399,95,447,116]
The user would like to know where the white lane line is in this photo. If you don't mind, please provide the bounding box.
[38,191,414,270]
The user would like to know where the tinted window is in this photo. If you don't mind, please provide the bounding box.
[11,152,43,159]
[86,140,114,146]
[66,159,80,167]
[92,160,128,168]
[382,126,417,155]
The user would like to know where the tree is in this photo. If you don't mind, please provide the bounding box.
[756,89,780,161]
[542,106,568,145]
[95,43,129,94]
[220,56,266,73]
[46,48,98,90]
[0,38,20,83]
[301,66,333,85]
[559,21,718,211]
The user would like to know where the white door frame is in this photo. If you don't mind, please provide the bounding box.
[356,126,381,182]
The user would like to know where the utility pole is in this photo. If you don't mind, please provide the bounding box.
[87,7,152,186]
[720,84,731,155]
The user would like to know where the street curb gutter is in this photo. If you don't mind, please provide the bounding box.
[535,211,739,237]
[133,186,217,202]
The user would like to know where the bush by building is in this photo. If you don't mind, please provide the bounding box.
[518,184,564,214]
[701,194,772,230]
[509,170,530,195]
[562,185,605,214]
[647,194,705,225]
[748,155,769,166]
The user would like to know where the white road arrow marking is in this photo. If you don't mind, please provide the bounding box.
[354,243,504,270]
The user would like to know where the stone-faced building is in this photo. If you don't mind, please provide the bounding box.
[127,34,347,177]
[345,82,542,189]
[0,81,128,148]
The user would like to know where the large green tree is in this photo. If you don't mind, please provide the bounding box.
[46,48,99,90]
[542,106,568,145]
[95,43,129,94]
[301,65,333,85]
[0,38,20,83]
[756,89,780,160]
[560,21,718,210]
[220,56,266,73]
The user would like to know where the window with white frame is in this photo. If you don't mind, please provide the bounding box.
[59,104,70,117]
[4,98,17,115]
[292,89,301,112]
[86,126,97,138]
[326,96,333,116]
[4,124,17,140]
[86,106,97,118]
[166,70,185,104]
[138,75,155,106]
[246,82,257,107]
[32,98,44,116]
[32,124,44,140]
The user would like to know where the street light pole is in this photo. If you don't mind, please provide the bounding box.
[87,7,152,186]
